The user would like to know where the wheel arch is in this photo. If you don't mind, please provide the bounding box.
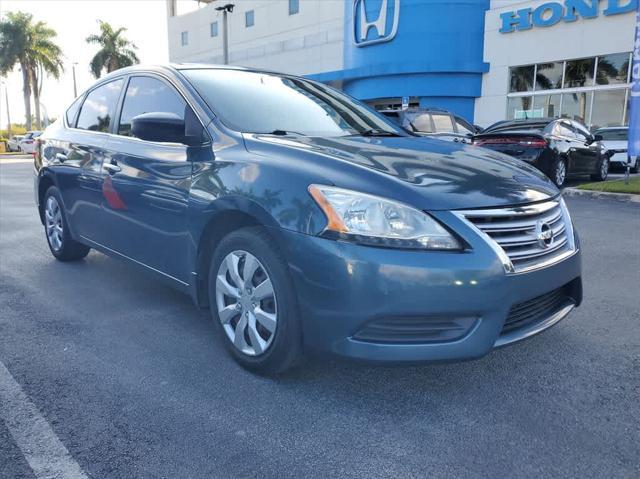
[37,172,57,224]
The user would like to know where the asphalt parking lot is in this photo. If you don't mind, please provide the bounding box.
[1,159,639,479]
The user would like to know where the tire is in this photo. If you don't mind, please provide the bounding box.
[43,186,90,261]
[591,157,609,182]
[207,226,302,375]
[551,157,567,187]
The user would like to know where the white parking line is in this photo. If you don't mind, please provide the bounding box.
[0,361,89,479]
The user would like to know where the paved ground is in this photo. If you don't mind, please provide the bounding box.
[1,161,639,479]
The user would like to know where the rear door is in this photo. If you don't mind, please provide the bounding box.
[554,121,585,173]
[51,79,124,243]
[98,74,200,283]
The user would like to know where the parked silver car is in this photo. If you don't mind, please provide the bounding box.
[19,131,42,154]
[6,135,24,152]
[594,127,638,173]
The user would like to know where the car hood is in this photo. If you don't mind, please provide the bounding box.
[244,134,558,210]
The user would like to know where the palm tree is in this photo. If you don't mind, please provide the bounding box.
[28,21,64,129]
[86,20,139,78]
[0,12,63,130]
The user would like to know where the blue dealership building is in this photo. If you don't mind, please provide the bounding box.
[168,0,637,128]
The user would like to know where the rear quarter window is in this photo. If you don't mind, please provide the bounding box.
[76,79,124,132]
[65,96,83,127]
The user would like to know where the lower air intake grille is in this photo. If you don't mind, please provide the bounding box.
[352,316,477,344]
[502,286,573,333]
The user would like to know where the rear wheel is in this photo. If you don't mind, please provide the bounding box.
[591,157,609,182]
[43,186,90,261]
[551,157,567,187]
[208,227,302,375]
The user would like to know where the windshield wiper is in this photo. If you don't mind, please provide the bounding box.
[357,129,404,137]
[268,129,306,136]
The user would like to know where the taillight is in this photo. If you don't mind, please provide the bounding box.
[24,140,34,144]
[475,136,547,148]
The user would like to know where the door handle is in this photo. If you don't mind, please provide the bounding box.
[103,162,121,174]
[56,153,68,162]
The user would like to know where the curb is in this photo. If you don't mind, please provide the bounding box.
[563,187,640,203]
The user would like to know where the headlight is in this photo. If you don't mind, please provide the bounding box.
[308,185,462,250]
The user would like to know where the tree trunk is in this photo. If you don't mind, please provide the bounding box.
[20,62,32,130]
[32,66,41,130]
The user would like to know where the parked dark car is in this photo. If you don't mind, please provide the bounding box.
[381,107,482,143]
[474,118,609,187]
[35,65,582,374]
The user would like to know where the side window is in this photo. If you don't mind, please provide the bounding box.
[404,113,433,133]
[571,122,590,142]
[431,114,455,133]
[76,79,124,132]
[65,96,83,127]
[454,116,474,135]
[555,122,575,138]
[118,76,187,138]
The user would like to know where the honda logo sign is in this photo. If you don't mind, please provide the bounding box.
[353,0,400,47]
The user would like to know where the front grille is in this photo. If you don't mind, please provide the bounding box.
[459,200,575,273]
[352,316,478,344]
[502,285,573,333]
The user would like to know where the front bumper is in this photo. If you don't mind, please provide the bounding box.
[275,216,581,363]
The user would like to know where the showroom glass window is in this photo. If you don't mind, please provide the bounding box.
[118,76,187,137]
[246,10,254,27]
[506,52,631,127]
[76,79,123,132]
[181,31,188,46]
[289,0,299,15]
[210,21,218,37]
[596,53,630,86]
[509,65,535,93]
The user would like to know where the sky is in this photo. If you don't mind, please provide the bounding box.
[0,0,198,129]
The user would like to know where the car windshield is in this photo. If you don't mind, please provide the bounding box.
[596,129,627,141]
[181,69,405,137]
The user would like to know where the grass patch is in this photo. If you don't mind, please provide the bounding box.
[577,176,640,195]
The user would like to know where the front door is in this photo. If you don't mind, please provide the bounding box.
[97,75,199,284]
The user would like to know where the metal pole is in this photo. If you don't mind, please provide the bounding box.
[222,10,229,64]
[72,63,78,98]
[3,80,11,139]
[216,4,234,65]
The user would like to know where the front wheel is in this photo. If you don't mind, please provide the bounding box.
[591,157,609,182]
[551,157,567,187]
[43,186,90,261]
[208,227,302,375]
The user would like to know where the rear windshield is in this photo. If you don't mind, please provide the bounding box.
[595,129,627,141]
[181,69,404,137]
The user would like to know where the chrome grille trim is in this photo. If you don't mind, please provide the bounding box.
[455,198,577,274]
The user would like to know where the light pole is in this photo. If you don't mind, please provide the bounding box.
[72,62,78,98]
[1,79,10,139]
[215,3,235,65]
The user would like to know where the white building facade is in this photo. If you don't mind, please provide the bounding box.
[167,0,637,128]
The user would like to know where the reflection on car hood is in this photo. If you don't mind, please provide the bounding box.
[245,134,559,210]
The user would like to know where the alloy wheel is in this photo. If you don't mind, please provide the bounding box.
[45,196,64,251]
[555,160,566,186]
[601,158,609,179]
[215,250,277,356]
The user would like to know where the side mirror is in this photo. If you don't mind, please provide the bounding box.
[132,112,187,144]
[593,134,603,142]
[131,111,206,146]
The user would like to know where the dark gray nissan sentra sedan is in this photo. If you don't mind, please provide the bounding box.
[34,65,582,374]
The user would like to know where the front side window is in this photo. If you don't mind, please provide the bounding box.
[245,10,254,27]
[403,113,433,133]
[181,69,403,137]
[289,0,299,15]
[65,95,83,127]
[431,114,454,133]
[76,79,124,132]
[454,116,474,135]
[118,76,187,137]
